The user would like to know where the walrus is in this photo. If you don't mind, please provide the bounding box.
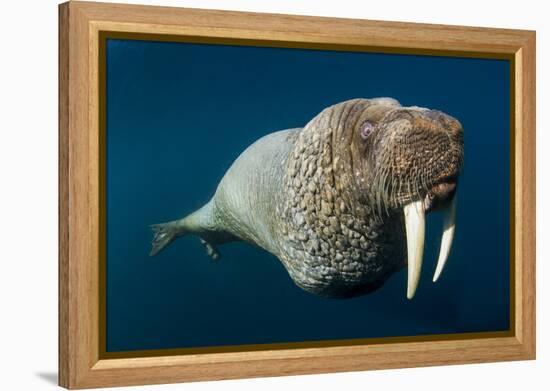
[150,98,463,299]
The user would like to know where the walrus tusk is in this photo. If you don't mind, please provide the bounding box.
[433,195,457,282]
[404,200,425,299]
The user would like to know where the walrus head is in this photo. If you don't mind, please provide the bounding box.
[280,98,463,299]
[354,100,464,298]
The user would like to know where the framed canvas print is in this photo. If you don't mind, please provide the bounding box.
[58,1,536,389]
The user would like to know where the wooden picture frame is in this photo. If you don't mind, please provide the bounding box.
[58,1,536,389]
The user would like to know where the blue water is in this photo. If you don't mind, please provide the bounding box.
[105,39,510,352]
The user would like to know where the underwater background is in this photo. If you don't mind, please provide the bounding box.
[105,38,510,352]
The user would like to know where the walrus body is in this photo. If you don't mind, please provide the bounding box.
[151,98,464,299]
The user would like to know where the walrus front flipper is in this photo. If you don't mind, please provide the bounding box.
[199,238,220,261]
[150,221,182,256]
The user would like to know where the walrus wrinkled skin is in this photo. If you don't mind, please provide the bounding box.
[150,98,464,299]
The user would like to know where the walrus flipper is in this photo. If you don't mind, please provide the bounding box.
[199,238,220,261]
[150,221,182,256]
[150,201,224,257]
[150,219,221,259]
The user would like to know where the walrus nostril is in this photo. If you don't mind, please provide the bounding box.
[425,110,446,121]
[425,110,463,138]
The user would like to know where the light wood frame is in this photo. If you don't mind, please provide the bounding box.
[59,1,536,389]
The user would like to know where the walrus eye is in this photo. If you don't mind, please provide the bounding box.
[360,121,375,139]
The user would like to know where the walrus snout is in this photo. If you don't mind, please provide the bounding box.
[370,108,463,207]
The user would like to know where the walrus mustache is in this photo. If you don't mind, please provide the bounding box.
[369,144,462,299]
